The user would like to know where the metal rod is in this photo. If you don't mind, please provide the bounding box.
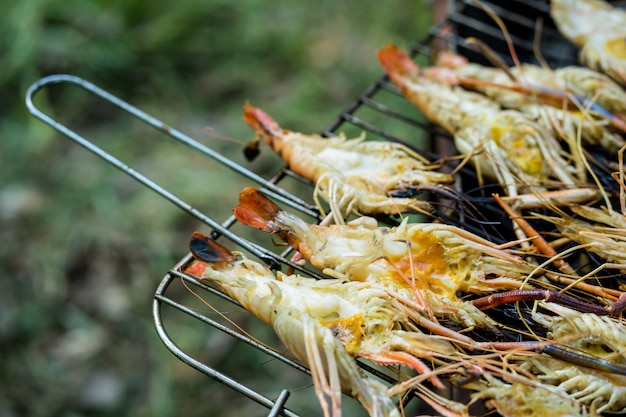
[267,390,291,417]
[153,272,303,417]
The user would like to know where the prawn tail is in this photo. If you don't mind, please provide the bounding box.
[378,44,421,87]
[434,50,469,69]
[189,232,237,268]
[242,102,285,161]
[233,187,284,232]
[243,102,282,138]
[234,187,313,250]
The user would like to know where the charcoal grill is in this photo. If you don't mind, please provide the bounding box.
[25,1,623,416]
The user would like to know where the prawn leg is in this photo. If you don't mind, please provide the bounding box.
[500,188,600,210]
[493,193,576,275]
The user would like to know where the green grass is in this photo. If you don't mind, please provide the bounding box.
[1,1,434,416]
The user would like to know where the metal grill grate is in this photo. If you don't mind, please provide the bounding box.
[25,1,624,415]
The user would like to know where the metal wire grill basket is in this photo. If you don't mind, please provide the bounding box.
[26,1,620,415]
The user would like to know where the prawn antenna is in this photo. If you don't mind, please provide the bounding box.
[465,37,516,81]
[468,0,523,73]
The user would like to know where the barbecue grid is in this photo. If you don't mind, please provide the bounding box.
[25,1,621,415]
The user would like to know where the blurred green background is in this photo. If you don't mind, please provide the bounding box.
[1,1,435,416]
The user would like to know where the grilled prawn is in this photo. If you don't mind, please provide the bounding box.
[234,187,626,325]
[434,51,626,154]
[468,375,601,417]
[242,103,454,222]
[533,204,626,314]
[233,187,532,330]
[435,50,626,118]
[187,233,465,417]
[378,44,598,210]
[523,356,626,414]
[525,304,626,414]
[551,0,626,86]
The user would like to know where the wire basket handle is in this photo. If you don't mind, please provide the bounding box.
[26,74,309,416]
[24,74,320,270]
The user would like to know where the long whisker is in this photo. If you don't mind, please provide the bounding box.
[178,267,281,355]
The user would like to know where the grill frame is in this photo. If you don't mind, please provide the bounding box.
[25,1,625,416]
